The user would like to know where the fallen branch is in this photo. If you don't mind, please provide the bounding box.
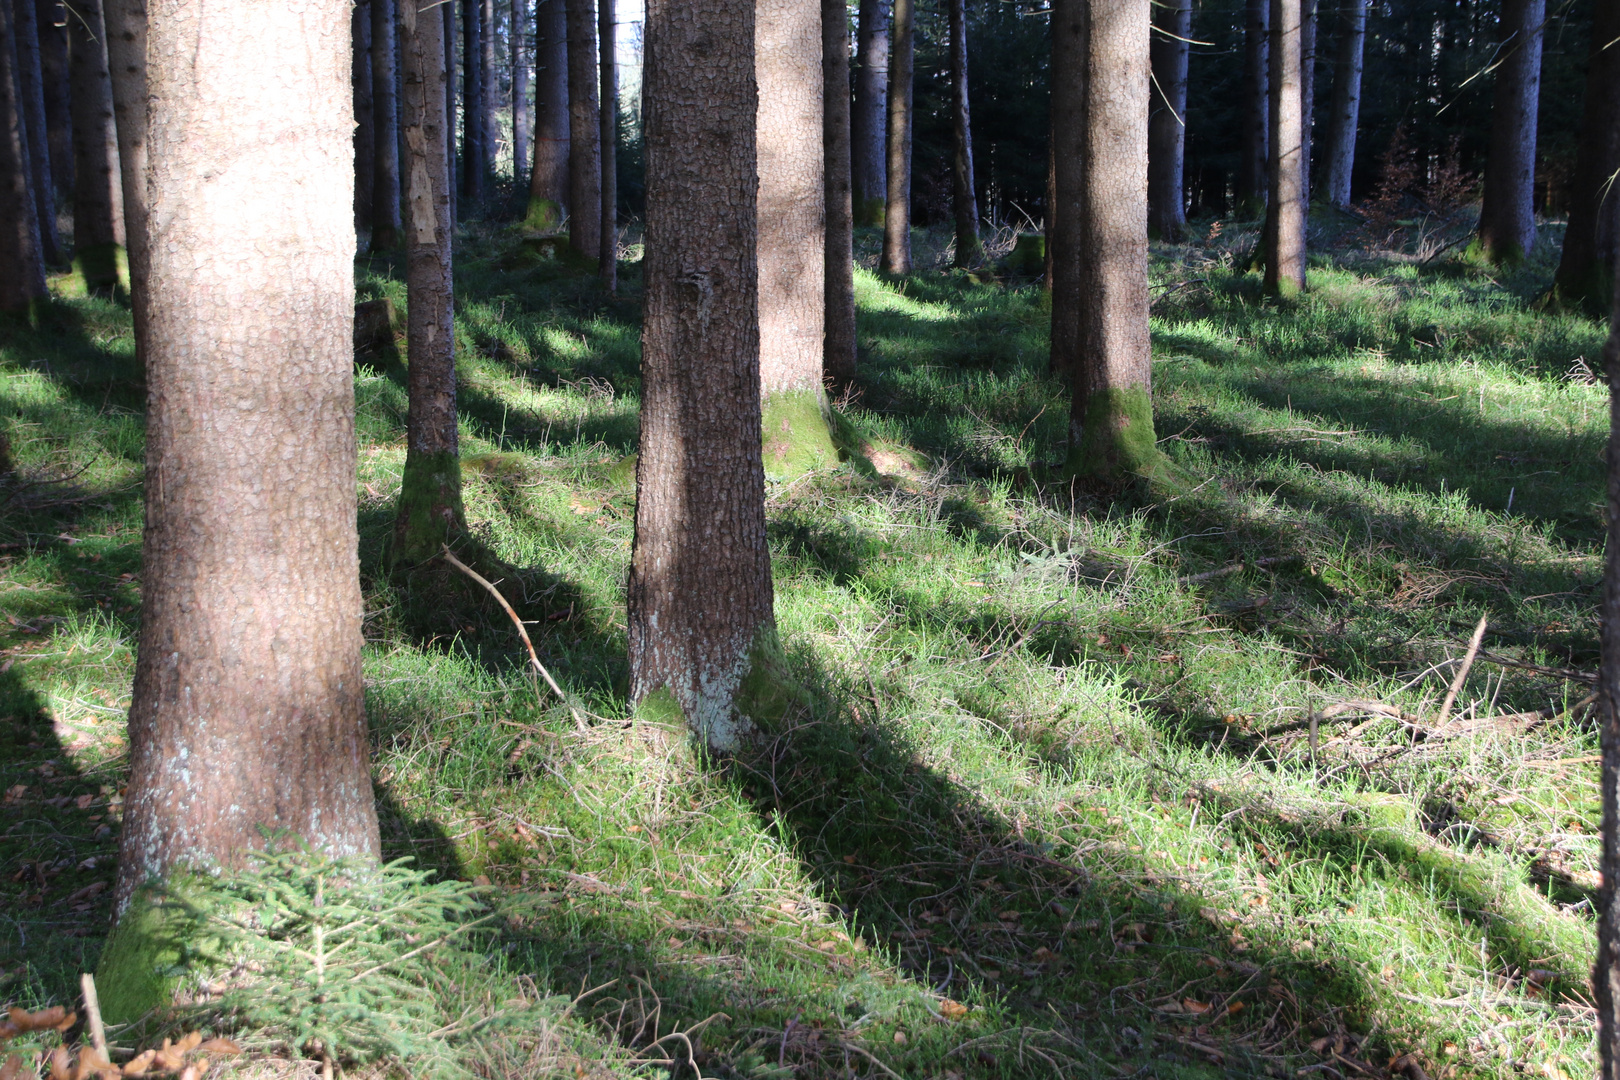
[1437,615,1487,729]
[1471,649,1596,685]
[1179,556,1293,584]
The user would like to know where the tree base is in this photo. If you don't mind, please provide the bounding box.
[522,197,565,234]
[96,888,186,1025]
[1464,234,1527,267]
[63,244,129,298]
[1060,386,1190,491]
[390,449,466,567]
[636,631,811,755]
[761,389,839,481]
[853,198,885,228]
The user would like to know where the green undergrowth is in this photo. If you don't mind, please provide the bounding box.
[0,220,1607,1078]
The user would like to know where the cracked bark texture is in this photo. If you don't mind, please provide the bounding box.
[0,0,46,309]
[371,0,403,250]
[1263,0,1304,297]
[116,0,379,911]
[880,0,911,274]
[527,0,568,228]
[1476,0,1542,263]
[1146,0,1188,241]
[1321,0,1363,208]
[67,0,124,256]
[566,0,600,259]
[851,0,886,224]
[823,0,856,388]
[629,0,773,751]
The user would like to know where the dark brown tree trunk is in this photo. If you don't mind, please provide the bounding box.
[371,0,403,250]
[823,0,857,388]
[1043,121,1054,293]
[354,0,375,234]
[104,0,147,355]
[462,0,484,199]
[880,0,911,274]
[35,0,66,195]
[527,0,568,228]
[630,0,774,752]
[1476,0,1543,263]
[108,0,379,932]
[599,0,616,289]
[1048,0,1082,378]
[1238,0,1267,216]
[1299,0,1314,202]
[68,0,124,286]
[565,0,600,259]
[480,0,495,179]
[947,0,978,266]
[444,0,457,218]
[1599,270,1620,1080]
[0,0,45,310]
[13,0,61,265]
[851,0,887,226]
[1322,0,1363,207]
[1146,0,1188,241]
[1551,0,1620,312]
[395,0,467,564]
[1264,0,1304,296]
[513,0,529,180]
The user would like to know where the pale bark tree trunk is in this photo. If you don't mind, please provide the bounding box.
[108,0,378,931]
[1238,0,1267,216]
[394,0,467,564]
[1048,0,1082,379]
[1322,0,1363,208]
[371,0,403,250]
[1299,0,1314,202]
[880,0,911,274]
[105,0,147,357]
[67,0,124,286]
[13,0,61,265]
[565,0,600,259]
[630,0,774,752]
[1599,270,1620,1080]
[947,0,978,265]
[599,0,615,289]
[513,0,528,180]
[480,0,495,178]
[1264,0,1304,296]
[1476,0,1543,263]
[1146,0,1188,241]
[35,0,66,195]
[527,0,568,228]
[1065,0,1159,481]
[354,0,375,233]
[851,0,887,226]
[823,0,857,388]
[0,0,46,310]
[462,0,484,199]
[1551,0,1620,312]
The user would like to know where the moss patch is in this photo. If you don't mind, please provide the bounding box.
[95,888,186,1025]
[1061,385,1182,487]
[853,198,885,228]
[522,198,564,235]
[391,449,466,566]
[61,244,129,298]
[761,389,838,482]
[1005,233,1045,277]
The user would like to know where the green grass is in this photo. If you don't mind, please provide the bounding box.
[0,215,1606,1079]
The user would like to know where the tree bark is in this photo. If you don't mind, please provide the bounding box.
[104,0,147,355]
[1476,0,1543,263]
[1264,0,1304,296]
[599,0,615,289]
[394,0,467,564]
[1048,0,1082,379]
[35,0,66,195]
[1238,0,1267,216]
[0,0,46,310]
[1321,0,1363,208]
[480,0,495,179]
[1599,268,1620,1080]
[947,0,978,266]
[565,0,600,259]
[67,0,124,285]
[630,0,774,752]
[354,0,375,234]
[512,0,528,180]
[527,0,568,229]
[444,0,457,218]
[13,0,61,265]
[111,0,378,918]
[880,0,911,274]
[1146,0,1188,241]
[371,0,403,250]
[1551,0,1620,312]
[851,0,887,226]
[462,0,484,199]
[823,0,857,389]
[1298,0,1314,203]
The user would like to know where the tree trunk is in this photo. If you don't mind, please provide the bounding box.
[1043,118,1054,293]
[1146,0,1188,241]
[527,0,568,229]
[462,0,484,199]
[104,0,147,355]
[1299,0,1314,203]
[630,0,775,753]
[512,0,528,180]
[1551,0,1620,312]
[480,0,495,179]
[1264,0,1304,296]
[565,0,600,259]
[1322,0,1362,208]
[444,0,457,218]
[35,0,66,195]
[67,0,124,287]
[371,0,403,250]
[1599,270,1620,1080]
[851,0,887,226]
[1476,0,1543,263]
[13,0,61,265]
[823,0,857,389]
[599,0,615,289]
[947,0,978,266]
[354,0,375,234]
[1048,0,1082,379]
[107,0,379,957]
[0,0,46,310]
[880,0,911,274]
[1238,0,1267,216]
[394,0,467,565]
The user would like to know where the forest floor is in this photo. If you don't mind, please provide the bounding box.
[0,208,1609,1079]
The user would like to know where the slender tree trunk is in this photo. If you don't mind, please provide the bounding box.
[35,0,66,195]
[462,0,484,199]
[354,0,375,234]
[1065,0,1159,481]
[107,0,378,938]
[851,0,887,226]
[13,0,61,265]
[1476,0,1543,263]
[1146,0,1188,241]
[395,0,466,565]
[565,0,600,260]
[599,0,615,289]
[823,0,857,388]
[1048,0,1082,378]
[1238,0,1267,216]
[445,0,457,219]
[67,0,124,287]
[1264,0,1304,296]
[104,0,147,356]
[1551,0,1620,311]
[512,0,528,180]
[947,0,978,265]
[1043,120,1054,294]
[630,0,774,752]
[0,0,46,310]
[1599,269,1620,1080]
[1299,0,1314,203]
[880,0,911,274]
[480,0,495,179]
[1321,0,1362,207]
[370,0,403,250]
[527,0,568,228]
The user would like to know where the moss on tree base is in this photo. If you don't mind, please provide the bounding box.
[1061,385,1188,490]
[62,244,129,298]
[636,632,811,756]
[391,450,465,567]
[95,888,186,1025]
[853,198,885,228]
[522,198,565,234]
[761,390,838,481]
